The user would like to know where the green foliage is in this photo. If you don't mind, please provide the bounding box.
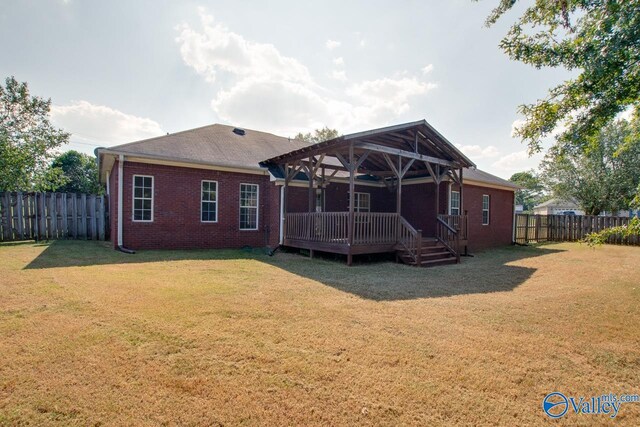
[509,170,545,211]
[294,127,340,144]
[584,217,640,246]
[0,76,69,191]
[540,118,640,215]
[50,150,103,194]
[483,0,640,154]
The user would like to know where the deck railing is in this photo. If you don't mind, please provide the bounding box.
[285,212,349,243]
[398,216,421,263]
[437,214,468,240]
[285,212,466,262]
[353,212,399,244]
[436,214,467,263]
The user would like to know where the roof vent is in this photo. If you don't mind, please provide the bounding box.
[232,127,246,136]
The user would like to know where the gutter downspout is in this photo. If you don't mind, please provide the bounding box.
[116,154,134,253]
[117,155,124,248]
[279,184,284,245]
[512,191,517,244]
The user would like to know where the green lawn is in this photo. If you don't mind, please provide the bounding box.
[0,240,639,426]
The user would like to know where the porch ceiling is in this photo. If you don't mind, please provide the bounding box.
[261,120,475,180]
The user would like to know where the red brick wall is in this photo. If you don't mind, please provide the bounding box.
[109,161,280,250]
[452,183,515,251]
[106,161,514,252]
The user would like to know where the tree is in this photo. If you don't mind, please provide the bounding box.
[0,76,69,191]
[509,170,545,211]
[294,126,340,144]
[540,119,640,215]
[50,150,103,194]
[482,1,640,154]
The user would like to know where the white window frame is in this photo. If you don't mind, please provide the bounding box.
[450,190,460,216]
[482,194,490,225]
[353,192,371,213]
[239,183,259,231]
[201,180,218,223]
[132,175,154,222]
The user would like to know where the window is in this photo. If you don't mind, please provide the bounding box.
[482,194,490,225]
[239,184,259,230]
[450,191,460,216]
[315,189,324,212]
[201,181,218,222]
[353,192,370,212]
[132,175,153,222]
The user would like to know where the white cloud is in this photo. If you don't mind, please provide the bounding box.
[455,144,500,159]
[51,100,163,153]
[175,9,312,85]
[330,70,347,81]
[325,39,341,50]
[510,119,525,138]
[176,9,437,136]
[421,64,434,74]
[491,150,543,174]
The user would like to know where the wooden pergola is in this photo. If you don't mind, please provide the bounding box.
[262,120,475,265]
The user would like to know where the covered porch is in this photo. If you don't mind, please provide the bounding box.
[262,120,474,266]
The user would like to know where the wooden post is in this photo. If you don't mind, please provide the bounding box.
[458,167,464,214]
[81,194,87,239]
[98,196,105,241]
[39,192,47,240]
[416,229,422,266]
[61,193,68,239]
[89,195,97,240]
[16,192,23,240]
[72,194,78,239]
[396,156,402,215]
[347,143,355,266]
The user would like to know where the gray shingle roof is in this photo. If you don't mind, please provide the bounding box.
[462,168,520,190]
[97,123,518,190]
[101,124,308,170]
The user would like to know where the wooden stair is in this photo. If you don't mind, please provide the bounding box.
[396,238,458,267]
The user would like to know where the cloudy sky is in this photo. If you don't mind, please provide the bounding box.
[1,0,571,178]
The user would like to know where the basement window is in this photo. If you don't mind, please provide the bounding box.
[132,175,153,222]
[239,183,259,230]
[482,194,490,225]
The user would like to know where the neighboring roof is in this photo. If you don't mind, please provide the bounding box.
[98,124,307,170]
[534,198,580,209]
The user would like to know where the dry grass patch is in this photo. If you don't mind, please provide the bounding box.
[0,241,638,426]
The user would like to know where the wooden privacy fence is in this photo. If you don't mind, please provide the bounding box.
[0,192,108,242]
[515,214,639,246]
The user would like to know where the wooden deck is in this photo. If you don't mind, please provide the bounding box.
[284,212,468,265]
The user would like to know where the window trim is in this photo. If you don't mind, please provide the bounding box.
[239,183,259,231]
[482,194,490,225]
[200,180,218,223]
[353,191,371,213]
[132,174,154,222]
[450,190,460,216]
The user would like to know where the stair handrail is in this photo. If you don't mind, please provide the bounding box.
[398,216,421,264]
[436,216,460,263]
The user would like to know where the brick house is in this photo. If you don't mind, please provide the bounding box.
[96,120,519,266]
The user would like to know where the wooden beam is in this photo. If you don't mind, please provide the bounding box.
[400,158,415,178]
[356,142,454,167]
[382,153,400,177]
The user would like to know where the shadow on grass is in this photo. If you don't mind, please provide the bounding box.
[18,240,565,301]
